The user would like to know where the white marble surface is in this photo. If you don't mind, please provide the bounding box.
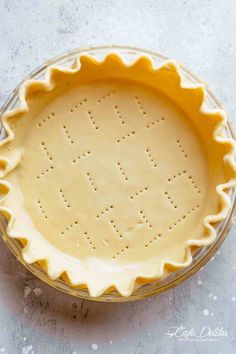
[0,1,236,353]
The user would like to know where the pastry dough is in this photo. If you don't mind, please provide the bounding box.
[0,53,235,297]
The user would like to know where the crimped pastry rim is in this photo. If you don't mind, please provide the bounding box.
[0,51,236,297]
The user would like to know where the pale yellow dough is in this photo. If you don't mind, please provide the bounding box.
[0,54,235,297]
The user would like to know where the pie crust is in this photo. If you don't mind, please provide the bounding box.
[0,52,235,297]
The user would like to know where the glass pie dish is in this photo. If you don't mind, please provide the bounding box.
[0,45,235,302]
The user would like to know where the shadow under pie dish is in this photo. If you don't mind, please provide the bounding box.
[0,50,236,298]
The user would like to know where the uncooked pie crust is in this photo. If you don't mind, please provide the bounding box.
[0,53,235,297]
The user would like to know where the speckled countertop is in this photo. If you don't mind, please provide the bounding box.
[0,1,236,353]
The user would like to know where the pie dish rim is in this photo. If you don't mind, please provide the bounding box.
[0,45,235,301]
